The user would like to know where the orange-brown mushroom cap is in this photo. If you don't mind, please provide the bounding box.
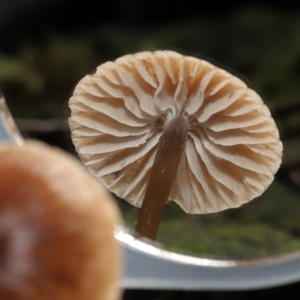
[0,141,121,300]
[69,50,283,214]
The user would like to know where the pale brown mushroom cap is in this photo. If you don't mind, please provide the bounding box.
[69,50,283,214]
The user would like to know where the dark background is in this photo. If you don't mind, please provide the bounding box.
[1,0,300,299]
[0,0,299,53]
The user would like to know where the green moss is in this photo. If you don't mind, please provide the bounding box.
[116,180,300,260]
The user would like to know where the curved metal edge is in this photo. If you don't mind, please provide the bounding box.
[1,92,300,291]
[118,229,300,290]
[0,90,23,145]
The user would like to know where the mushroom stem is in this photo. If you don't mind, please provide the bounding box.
[135,115,188,240]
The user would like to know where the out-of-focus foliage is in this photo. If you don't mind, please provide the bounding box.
[2,6,300,117]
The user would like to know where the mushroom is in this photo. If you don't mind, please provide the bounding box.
[69,50,283,240]
[0,141,121,300]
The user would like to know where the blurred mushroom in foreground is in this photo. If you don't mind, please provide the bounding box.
[69,50,283,241]
[0,141,121,300]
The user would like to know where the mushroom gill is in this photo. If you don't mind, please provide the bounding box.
[69,50,282,239]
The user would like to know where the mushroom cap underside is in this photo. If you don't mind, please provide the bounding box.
[69,50,283,214]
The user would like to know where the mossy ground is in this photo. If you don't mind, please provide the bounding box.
[116,179,300,260]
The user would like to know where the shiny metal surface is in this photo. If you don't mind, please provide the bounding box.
[117,228,300,290]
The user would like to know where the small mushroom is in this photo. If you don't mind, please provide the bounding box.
[69,50,282,240]
[0,141,121,300]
